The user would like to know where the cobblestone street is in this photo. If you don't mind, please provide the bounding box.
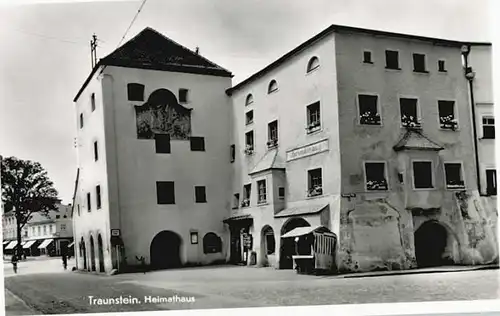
[3,259,500,314]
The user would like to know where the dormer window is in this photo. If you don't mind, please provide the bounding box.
[127,83,145,101]
[268,80,278,94]
[306,56,319,73]
[245,94,254,106]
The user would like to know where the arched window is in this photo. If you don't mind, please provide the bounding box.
[245,94,254,106]
[263,226,275,255]
[307,56,320,73]
[267,80,278,94]
[127,83,145,101]
[203,232,222,254]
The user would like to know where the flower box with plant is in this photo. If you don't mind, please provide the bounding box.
[360,111,381,125]
[401,115,421,129]
[440,115,458,130]
[307,185,323,197]
[241,198,250,207]
[244,145,254,155]
[306,120,321,131]
[366,179,388,191]
[446,179,465,189]
[267,139,278,148]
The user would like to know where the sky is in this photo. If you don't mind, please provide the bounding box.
[0,0,493,203]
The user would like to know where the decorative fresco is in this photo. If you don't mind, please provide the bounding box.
[135,88,192,140]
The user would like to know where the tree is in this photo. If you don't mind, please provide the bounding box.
[1,156,59,259]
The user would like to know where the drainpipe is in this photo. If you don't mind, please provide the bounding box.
[461,45,482,195]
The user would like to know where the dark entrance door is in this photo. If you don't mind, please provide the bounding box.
[150,231,182,269]
[414,221,448,268]
[97,235,105,272]
[486,169,497,196]
[230,228,243,264]
[279,217,310,269]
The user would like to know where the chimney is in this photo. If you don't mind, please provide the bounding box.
[195,47,199,54]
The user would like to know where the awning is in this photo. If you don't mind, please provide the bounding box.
[68,242,74,248]
[37,239,53,249]
[223,214,253,223]
[281,225,331,238]
[5,241,18,250]
[274,203,328,218]
[3,240,10,245]
[23,240,36,249]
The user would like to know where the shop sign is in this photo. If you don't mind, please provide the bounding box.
[243,234,252,249]
[286,139,329,161]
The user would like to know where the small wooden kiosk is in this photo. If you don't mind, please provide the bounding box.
[281,225,337,275]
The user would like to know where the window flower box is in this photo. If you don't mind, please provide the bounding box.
[244,145,254,155]
[446,180,465,189]
[267,139,278,148]
[306,121,321,131]
[401,115,421,129]
[241,198,250,207]
[307,185,323,197]
[440,115,458,130]
[366,179,388,191]
[360,111,381,125]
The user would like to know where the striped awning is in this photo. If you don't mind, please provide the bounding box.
[23,240,36,249]
[37,239,53,249]
[68,241,75,248]
[5,241,18,250]
[274,203,328,218]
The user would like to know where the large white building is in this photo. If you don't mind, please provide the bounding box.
[72,25,497,274]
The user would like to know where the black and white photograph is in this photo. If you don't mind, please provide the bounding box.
[0,0,499,315]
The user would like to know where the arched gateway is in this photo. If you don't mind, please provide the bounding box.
[97,234,105,272]
[414,221,451,268]
[279,217,311,269]
[150,231,182,269]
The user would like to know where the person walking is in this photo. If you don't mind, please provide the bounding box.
[11,253,18,274]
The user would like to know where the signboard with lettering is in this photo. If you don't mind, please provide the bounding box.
[286,139,329,162]
[111,229,121,237]
[243,234,252,249]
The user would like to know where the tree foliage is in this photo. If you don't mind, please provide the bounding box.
[1,156,59,231]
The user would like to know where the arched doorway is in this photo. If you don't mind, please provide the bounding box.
[97,234,105,273]
[81,238,87,270]
[279,217,310,269]
[89,235,96,272]
[261,226,275,266]
[150,231,182,269]
[414,221,449,268]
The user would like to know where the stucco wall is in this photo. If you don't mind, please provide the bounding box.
[102,66,232,268]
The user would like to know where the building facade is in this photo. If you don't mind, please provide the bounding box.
[72,25,497,274]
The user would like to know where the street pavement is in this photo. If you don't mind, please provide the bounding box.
[3,258,500,314]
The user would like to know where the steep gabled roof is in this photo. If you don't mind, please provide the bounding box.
[74,27,232,102]
[393,129,444,152]
[248,149,286,175]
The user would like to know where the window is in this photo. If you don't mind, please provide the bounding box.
[50,224,54,233]
[306,101,321,132]
[91,93,96,112]
[307,168,323,197]
[363,51,373,63]
[96,185,102,209]
[190,137,205,151]
[242,184,251,207]
[267,120,278,148]
[438,101,458,130]
[365,162,388,191]
[278,187,285,200]
[127,83,145,101]
[60,224,66,230]
[195,186,207,203]
[87,192,91,211]
[93,141,99,161]
[486,169,497,196]
[307,56,319,72]
[56,215,60,219]
[245,131,254,155]
[263,227,275,255]
[77,204,80,216]
[155,134,171,154]
[24,230,28,237]
[257,180,267,204]
[156,181,175,204]
[444,163,465,189]
[268,80,278,94]
[438,60,446,72]
[400,98,420,128]
[43,225,47,235]
[413,161,433,189]
[179,88,189,103]
[482,117,495,139]
[38,226,41,236]
[359,94,381,125]
[233,193,240,209]
[203,233,222,254]
[245,110,254,125]
[413,53,427,72]
[79,113,84,129]
[230,144,235,163]
[385,50,400,69]
[245,94,254,106]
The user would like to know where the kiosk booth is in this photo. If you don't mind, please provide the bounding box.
[281,225,337,275]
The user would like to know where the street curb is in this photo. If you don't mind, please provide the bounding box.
[5,288,40,315]
[336,265,499,279]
